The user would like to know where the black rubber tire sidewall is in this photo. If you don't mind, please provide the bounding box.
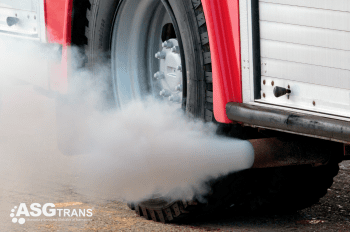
[168,0,206,118]
[85,0,119,64]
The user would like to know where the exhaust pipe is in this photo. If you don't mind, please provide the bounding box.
[249,137,343,169]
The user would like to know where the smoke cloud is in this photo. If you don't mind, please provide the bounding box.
[0,35,254,207]
[71,98,254,202]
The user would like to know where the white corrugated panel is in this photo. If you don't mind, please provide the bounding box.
[259,0,350,117]
[261,0,350,12]
[0,0,35,11]
[260,21,350,52]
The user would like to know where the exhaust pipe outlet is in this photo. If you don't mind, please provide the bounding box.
[249,137,343,169]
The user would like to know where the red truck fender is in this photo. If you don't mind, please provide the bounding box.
[202,0,242,123]
[45,0,73,94]
[45,0,72,44]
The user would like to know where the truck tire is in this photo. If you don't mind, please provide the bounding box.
[68,0,215,222]
[69,0,341,223]
[78,0,212,120]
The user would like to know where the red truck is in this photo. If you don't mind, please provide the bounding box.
[1,0,350,222]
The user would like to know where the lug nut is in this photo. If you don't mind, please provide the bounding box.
[155,51,166,59]
[162,40,174,49]
[175,84,183,92]
[176,65,182,72]
[171,46,180,54]
[169,95,181,102]
[160,89,171,97]
[154,71,165,80]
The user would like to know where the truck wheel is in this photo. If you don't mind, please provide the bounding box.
[59,0,212,156]
[80,0,212,120]
[68,0,214,222]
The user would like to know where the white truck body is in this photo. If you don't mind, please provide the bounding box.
[0,0,46,42]
[240,0,350,121]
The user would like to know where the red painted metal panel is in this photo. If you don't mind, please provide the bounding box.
[45,0,72,44]
[202,0,242,123]
[44,0,73,93]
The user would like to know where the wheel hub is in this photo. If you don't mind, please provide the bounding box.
[111,0,184,108]
[155,38,183,103]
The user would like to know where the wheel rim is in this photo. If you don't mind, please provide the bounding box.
[111,0,184,109]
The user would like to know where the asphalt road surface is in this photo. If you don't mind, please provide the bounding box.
[1,79,349,231]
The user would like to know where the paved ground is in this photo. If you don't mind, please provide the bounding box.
[0,80,349,231]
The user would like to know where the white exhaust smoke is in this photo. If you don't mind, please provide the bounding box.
[0,35,254,206]
[71,98,254,202]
